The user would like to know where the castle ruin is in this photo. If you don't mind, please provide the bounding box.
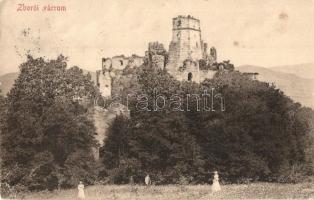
[166,15,217,82]
[97,15,235,97]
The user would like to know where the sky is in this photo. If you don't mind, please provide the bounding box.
[0,0,314,75]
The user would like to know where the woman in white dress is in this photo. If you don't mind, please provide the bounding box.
[211,171,221,192]
[145,174,151,186]
[78,181,85,199]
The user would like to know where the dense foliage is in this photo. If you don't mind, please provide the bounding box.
[1,54,313,193]
[100,64,314,184]
[0,56,99,191]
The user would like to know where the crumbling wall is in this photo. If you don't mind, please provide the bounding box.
[151,55,165,69]
[96,70,111,97]
[92,105,129,160]
[144,42,167,69]
[98,55,144,98]
[199,70,216,82]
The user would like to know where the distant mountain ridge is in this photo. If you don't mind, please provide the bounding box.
[270,63,314,79]
[237,65,314,109]
[1,64,314,109]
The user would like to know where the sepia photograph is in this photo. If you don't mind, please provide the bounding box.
[0,0,314,199]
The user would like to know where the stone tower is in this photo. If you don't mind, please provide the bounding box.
[167,15,209,82]
[96,58,112,97]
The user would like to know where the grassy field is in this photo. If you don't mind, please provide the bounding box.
[12,183,314,200]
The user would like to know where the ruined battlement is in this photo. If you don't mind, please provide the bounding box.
[172,15,201,31]
[97,55,144,97]
[148,42,166,54]
[145,42,167,69]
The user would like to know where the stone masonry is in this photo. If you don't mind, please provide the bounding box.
[97,15,235,97]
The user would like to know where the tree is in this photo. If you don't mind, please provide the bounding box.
[100,65,206,184]
[195,72,313,182]
[1,55,98,191]
[100,64,314,184]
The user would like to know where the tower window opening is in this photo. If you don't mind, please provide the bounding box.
[188,72,193,81]
[120,60,123,66]
[177,20,181,27]
[196,42,198,48]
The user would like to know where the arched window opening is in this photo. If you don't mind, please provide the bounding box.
[177,20,181,27]
[188,72,193,81]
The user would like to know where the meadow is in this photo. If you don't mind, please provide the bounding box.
[18,182,314,200]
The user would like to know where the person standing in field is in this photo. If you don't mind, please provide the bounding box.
[145,174,151,186]
[211,171,221,192]
[78,181,85,199]
[129,175,134,185]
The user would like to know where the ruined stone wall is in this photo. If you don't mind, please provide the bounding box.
[180,59,200,82]
[199,69,216,82]
[96,70,111,97]
[98,55,144,98]
[148,42,165,54]
[152,55,165,69]
[92,105,130,160]
[102,55,144,72]
[129,56,143,68]
[111,56,131,70]
[170,60,217,83]
[146,42,166,69]
[202,42,208,59]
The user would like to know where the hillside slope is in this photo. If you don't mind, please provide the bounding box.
[270,63,314,79]
[0,72,19,96]
[237,65,314,108]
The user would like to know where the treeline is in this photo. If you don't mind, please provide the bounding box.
[100,64,314,184]
[0,56,99,192]
[1,56,313,194]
